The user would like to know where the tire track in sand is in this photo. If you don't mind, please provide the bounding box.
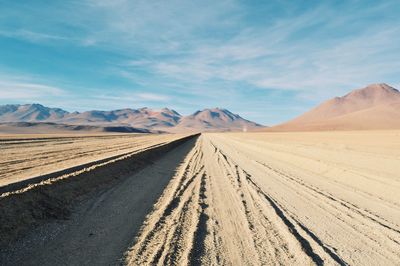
[126,138,205,266]
[126,135,323,265]
[125,133,400,265]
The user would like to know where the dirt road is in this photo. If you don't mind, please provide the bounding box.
[127,132,400,265]
[1,135,198,265]
[0,133,187,187]
[2,131,399,265]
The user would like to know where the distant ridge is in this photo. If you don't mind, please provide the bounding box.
[0,104,263,132]
[60,107,182,129]
[0,103,68,122]
[173,108,262,132]
[0,122,154,134]
[269,83,400,131]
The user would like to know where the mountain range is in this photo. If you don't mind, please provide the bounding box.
[2,83,399,133]
[269,83,400,131]
[0,104,263,133]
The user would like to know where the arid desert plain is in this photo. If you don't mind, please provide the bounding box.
[1,130,399,265]
[2,0,400,265]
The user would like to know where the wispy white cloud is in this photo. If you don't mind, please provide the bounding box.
[0,30,68,43]
[3,0,399,96]
[0,78,65,100]
[113,1,400,101]
[136,93,170,101]
[94,92,170,102]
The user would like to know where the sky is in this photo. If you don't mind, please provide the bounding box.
[0,0,399,125]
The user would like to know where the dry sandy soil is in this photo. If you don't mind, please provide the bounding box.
[126,131,400,265]
[1,131,400,265]
[0,133,186,187]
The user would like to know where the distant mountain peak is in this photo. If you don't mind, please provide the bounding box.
[271,83,400,131]
[0,103,69,122]
[344,83,399,99]
[193,108,233,115]
[174,107,262,132]
[366,83,396,90]
[160,107,181,116]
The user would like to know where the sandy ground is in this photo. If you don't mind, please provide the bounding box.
[1,131,399,265]
[127,131,400,265]
[1,136,198,265]
[0,133,186,187]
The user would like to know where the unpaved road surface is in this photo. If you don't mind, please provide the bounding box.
[1,131,400,265]
[0,133,187,187]
[127,131,400,265]
[1,136,198,265]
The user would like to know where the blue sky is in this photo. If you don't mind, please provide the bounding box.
[0,0,399,125]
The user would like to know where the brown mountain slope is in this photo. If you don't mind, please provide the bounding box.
[0,104,68,122]
[172,108,263,132]
[61,107,182,128]
[270,83,400,131]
